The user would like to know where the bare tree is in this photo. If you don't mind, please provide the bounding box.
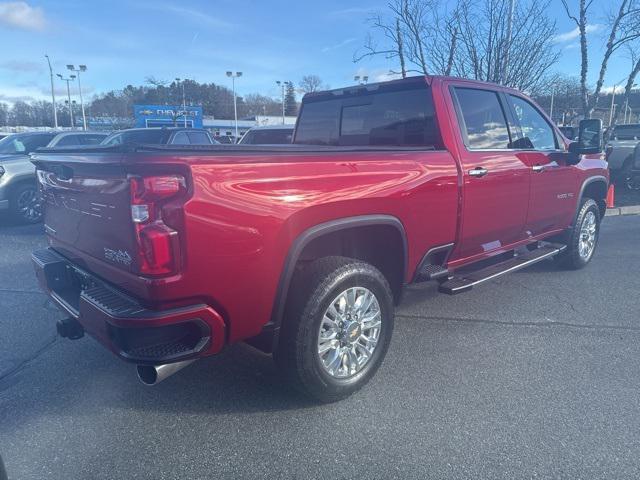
[561,0,640,117]
[452,0,559,92]
[355,0,559,92]
[299,75,327,94]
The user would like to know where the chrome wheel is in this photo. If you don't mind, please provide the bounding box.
[578,211,597,260]
[317,287,382,379]
[16,187,41,222]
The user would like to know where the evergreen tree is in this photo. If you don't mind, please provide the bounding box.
[284,81,297,116]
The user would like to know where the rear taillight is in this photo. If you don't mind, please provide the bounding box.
[130,175,186,276]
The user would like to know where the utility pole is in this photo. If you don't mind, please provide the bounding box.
[67,65,88,130]
[549,84,556,124]
[502,0,515,85]
[226,71,242,139]
[276,80,285,124]
[57,74,76,128]
[45,55,58,128]
[609,85,618,127]
[175,78,188,127]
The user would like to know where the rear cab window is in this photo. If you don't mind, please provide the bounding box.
[294,79,444,148]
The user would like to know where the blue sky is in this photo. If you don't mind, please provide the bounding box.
[0,0,633,105]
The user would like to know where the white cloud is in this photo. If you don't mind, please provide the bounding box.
[0,2,46,31]
[553,24,602,43]
[0,60,42,73]
[601,85,626,95]
[141,3,234,30]
[328,7,378,18]
[321,38,357,53]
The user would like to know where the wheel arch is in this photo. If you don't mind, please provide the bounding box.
[578,175,608,219]
[251,215,407,354]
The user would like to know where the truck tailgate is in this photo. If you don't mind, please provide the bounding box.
[33,153,140,274]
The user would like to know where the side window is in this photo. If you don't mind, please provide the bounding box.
[55,135,80,146]
[82,135,107,145]
[187,131,212,145]
[171,131,190,145]
[508,95,556,150]
[454,88,511,150]
[22,135,56,152]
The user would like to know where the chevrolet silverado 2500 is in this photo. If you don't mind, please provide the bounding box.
[32,76,608,402]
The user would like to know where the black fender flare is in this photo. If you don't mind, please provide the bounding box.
[269,214,408,332]
[576,175,608,220]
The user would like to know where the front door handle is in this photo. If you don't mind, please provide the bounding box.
[468,167,488,177]
[532,165,545,173]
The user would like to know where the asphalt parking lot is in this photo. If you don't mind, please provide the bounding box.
[0,216,639,479]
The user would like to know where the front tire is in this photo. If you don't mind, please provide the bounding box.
[556,198,601,270]
[10,183,42,224]
[275,256,394,403]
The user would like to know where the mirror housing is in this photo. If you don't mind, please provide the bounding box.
[568,118,603,155]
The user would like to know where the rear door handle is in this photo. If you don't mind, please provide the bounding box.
[468,167,488,177]
[532,165,545,173]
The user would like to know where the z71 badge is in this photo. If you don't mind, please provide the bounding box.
[104,248,133,266]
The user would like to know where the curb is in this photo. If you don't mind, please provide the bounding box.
[605,205,640,217]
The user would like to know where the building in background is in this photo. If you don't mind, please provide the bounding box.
[134,104,203,128]
[203,115,297,140]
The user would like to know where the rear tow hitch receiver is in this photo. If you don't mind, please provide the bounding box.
[56,318,84,340]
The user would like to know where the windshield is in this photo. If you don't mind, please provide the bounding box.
[612,125,640,140]
[102,129,171,145]
[0,134,54,154]
[240,128,293,144]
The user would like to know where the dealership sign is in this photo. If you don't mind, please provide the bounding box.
[134,104,203,128]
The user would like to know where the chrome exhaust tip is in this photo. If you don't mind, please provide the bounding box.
[136,359,196,386]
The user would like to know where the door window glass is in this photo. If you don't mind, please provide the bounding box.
[454,88,511,149]
[508,95,556,150]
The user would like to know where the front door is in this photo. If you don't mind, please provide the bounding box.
[449,86,531,261]
[504,94,578,236]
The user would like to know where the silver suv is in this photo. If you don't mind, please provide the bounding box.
[0,132,57,223]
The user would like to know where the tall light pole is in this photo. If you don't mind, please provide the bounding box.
[276,80,285,124]
[57,74,76,128]
[67,64,87,130]
[175,78,187,127]
[45,55,58,129]
[609,85,618,127]
[226,71,242,138]
[549,84,556,124]
[502,0,516,84]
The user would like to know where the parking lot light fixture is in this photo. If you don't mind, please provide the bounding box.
[67,64,88,131]
[45,55,58,129]
[276,80,285,124]
[57,74,76,129]
[227,71,242,139]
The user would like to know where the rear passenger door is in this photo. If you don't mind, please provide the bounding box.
[504,94,577,236]
[450,86,531,261]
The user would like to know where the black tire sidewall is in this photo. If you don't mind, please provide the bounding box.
[566,198,600,269]
[280,258,394,401]
[303,268,393,391]
[10,183,41,224]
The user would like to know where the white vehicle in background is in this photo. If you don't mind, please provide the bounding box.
[605,123,640,186]
[47,131,109,147]
[238,125,295,145]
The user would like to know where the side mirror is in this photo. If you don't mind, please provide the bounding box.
[569,118,603,155]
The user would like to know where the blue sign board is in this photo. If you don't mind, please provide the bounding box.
[134,104,203,128]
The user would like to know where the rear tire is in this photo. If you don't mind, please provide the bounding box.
[275,256,394,403]
[10,183,42,224]
[556,198,600,270]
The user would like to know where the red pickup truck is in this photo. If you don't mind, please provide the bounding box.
[32,76,608,402]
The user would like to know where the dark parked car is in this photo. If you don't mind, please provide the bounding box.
[101,127,218,146]
[238,125,295,145]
